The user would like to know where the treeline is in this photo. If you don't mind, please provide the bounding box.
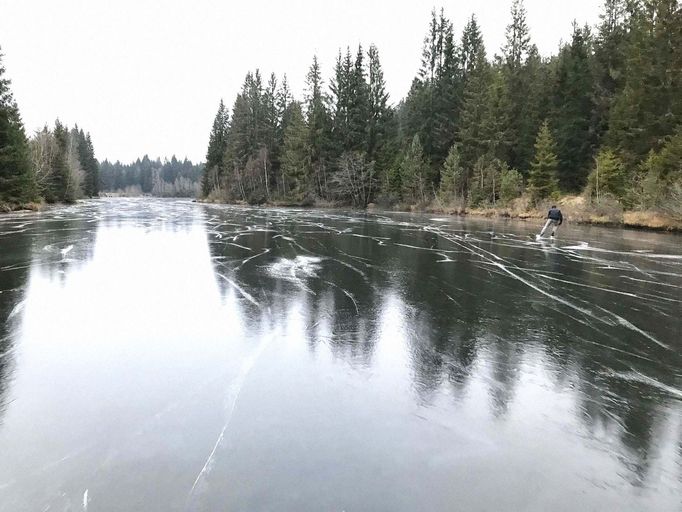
[99,156,203,197]
[202,0,682,216]
[0,46,99,207]
[29,121,99,203]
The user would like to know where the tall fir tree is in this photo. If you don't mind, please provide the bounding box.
[280,102,311,198]
[438,144,466,202]
[51,120,73,203]
[78,129,99,197]
[458,37,491,186]
[347,45,370,152]
[593,0,628,143]
[433,16,461,172]
[329,48,354,155]
[501,0,543,172]
[460,15,484,81]
[0,47,36,205]
[400,134,430,203]
[202,99,229,196]
[528,120,559,202]
[367,45,391,175]
[551,24,597,191]
[305,56,332,197]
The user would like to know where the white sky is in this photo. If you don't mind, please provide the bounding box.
[0,0,602,163]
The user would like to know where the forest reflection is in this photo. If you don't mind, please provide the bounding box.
[203,203,681,489]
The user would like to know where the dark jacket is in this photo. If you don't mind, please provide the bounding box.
[548,207,563,224]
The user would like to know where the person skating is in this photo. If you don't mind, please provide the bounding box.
[538,205,563,238]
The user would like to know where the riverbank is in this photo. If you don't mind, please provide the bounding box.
[201,195,682,233]
[0,201,44,213]
[419,195,682,232]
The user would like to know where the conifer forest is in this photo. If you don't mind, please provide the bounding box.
[199,0,681,223]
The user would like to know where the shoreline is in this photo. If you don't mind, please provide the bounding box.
[3,197,679,233]
[200,197,682,234]
[0,201,45,214]
[419,204,682,233]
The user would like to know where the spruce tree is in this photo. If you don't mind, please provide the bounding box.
[433,18,461,170]
[0,47,36,205]
[49,120,72,203]
[330,49,353,155]
[281,102,311,199]
[528,120,559,202]
[593,0,628,142]
[347,45,370,152]
[551,24,596,191]
[203,99,229,196]
[262,73,280,176]
[400,134,429,203]
[516,46,547,172]
[501,0,544,171]
[460,15,484,80]
[439,144,465,202]
[458,42,490,184]
[480,69,512,163]
[405,9,462,170]
[587,148,627,201]
[305,56,332,198]
[77,129,99,197]
[367,45,389,160]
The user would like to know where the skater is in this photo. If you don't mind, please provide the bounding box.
[539,205,563,238]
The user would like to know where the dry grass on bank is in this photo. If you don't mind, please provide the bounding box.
[0,201,44,213]
[200,192,681,232]
[415,194,682,231]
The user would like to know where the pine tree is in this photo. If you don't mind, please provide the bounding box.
[587,148,627,202]
[593,0,628,142]
[0,47,36,205]
[458,42,491,184]
[480,69,512,163]
[439,144,465,202]
[501,0,543,171]
[330,49,353,155]
[551,24,596,191]
[367,44,392,190]
[77,129,99,197]
[460,15,484,81]
[400,134,429,203]
[433,17,461,170]
[280,102,311,199]
[305,56,332,197]
[50,119,72,203]
[203,99,229,196]
[367,45,389,161]
[405,9,462,170]
[515,46,547,172]
[528,120,559,202]
[347,45,370,152]
[262,73,280,182]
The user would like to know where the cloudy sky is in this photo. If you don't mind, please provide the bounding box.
[0,0,602,163]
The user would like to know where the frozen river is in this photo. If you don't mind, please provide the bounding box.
[0,198,680,511]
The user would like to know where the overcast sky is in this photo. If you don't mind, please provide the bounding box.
[0,0,602,163]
